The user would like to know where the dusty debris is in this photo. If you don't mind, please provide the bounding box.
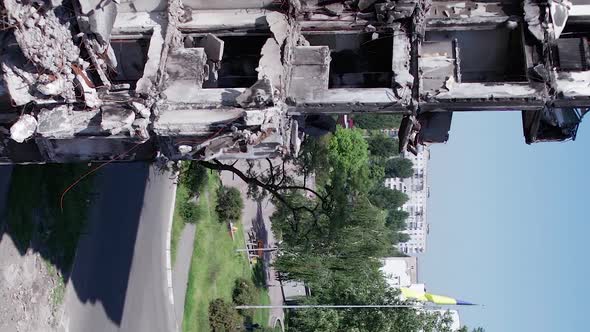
[136,25,165,95]
[131,101,151,119]
[324,3,345,16]
[236,77,275,109]
[101,106,135,135]
[10,114,37,143]
[523,0,545,41]
[257,38,283,91]
[266,12,290,47]
[36,105,74,138]
[202,34,224,62]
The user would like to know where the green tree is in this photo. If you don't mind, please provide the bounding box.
[385,157,414,178]
[232,278,257,318]
[216,186,244,223]
[289,308,341,332]
[327,126,370,192]
[353,114,403,130]
[368,134,399,158]
[369,184,408,210]
[180,161,208,196]
[208,298,242,332]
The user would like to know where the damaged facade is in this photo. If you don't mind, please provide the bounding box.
[0,0,589,163]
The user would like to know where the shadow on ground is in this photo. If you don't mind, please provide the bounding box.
[0,162,150,326]
[251,201,271,286]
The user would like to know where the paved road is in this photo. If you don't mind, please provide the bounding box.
[0,166,12,218]
[61,163,176,332]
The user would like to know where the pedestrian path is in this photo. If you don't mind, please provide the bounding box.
[172,223,197,329]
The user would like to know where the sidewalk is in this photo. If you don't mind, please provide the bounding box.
[172,223,197,329]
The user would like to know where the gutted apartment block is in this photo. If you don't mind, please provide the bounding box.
[0,0,588,163]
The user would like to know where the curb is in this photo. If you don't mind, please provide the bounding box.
[165,169,179,332]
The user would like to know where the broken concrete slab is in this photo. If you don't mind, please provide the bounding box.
[201,34,224,62]
[36,106,74,138]
[265,12,290,46]
[236,77,275,109]
[288,46,330,102]
[101,106,135,135]
[10,114,37,143]
[137,25,165,95]
[1,62,36,106]
[165,47,208,87]
[325,3,345,16]
[550,0,572,39]
[77,0,118,45]
[257,38,283,91]
[131,101,151,119]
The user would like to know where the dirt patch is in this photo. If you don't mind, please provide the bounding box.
[0,233,59,332]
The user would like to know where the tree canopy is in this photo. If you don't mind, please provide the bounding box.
[368,133,399,159]
[354,114,403,130]
[385,157,414,178]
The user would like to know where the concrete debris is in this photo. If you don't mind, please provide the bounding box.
[178,145,193,155]
[0,0,588,162]
[131,102,151,119]
[132,118,150,140]
[1,60,36,106]
[202,34,224,62]
[523,0,545,41]
[165,48,208,89]
[236,77,275,109]
[555,71,590,97]
[531,64,550,82]
[550,0,572,39]
[376,0,417,23]
[5,0,79,101]
[101,106,135,135]
[436,77,539,99]
[358,0,379,11]
[325,3,345,16]
[392,29,413,102]
[244,109,270,126]
[10,114,37,143]
[36,75,69,97]
[204,136,238,160]
[290,119,301,156]
[77,0,118,45]
[257,38,284,91]
[74,70,102,109]
[36,106,74,138]
[265,12,290,47]
[136,25,165,95]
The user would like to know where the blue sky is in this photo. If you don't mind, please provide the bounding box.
[419,111,590,332]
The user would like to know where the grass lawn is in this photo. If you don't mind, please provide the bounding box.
[182,173,270,332]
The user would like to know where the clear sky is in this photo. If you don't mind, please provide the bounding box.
[419,111,590,332]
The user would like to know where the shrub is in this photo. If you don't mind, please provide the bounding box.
[232,278,257,317]
[179,200,200,223]
[208,298,243,332]
[216,186,244,223]
[180,161,208,196]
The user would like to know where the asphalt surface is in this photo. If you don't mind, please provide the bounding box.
[0,166,12,218]
[62,162,176,332]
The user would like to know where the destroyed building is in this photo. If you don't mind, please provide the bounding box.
[0,0,588,163]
